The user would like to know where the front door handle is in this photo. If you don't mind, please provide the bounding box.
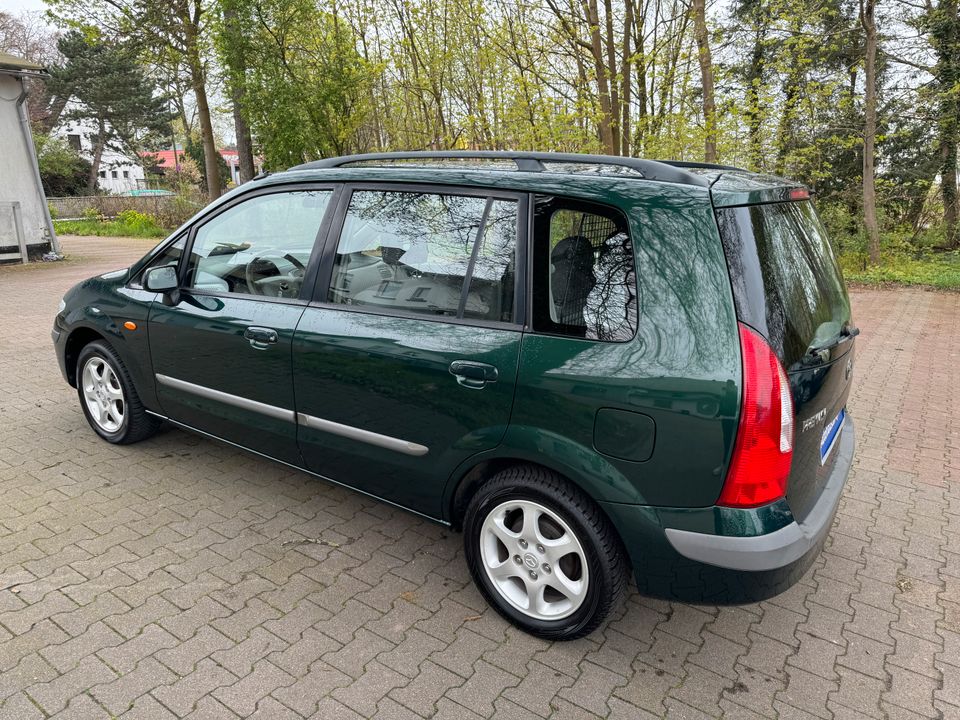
[244,326,278,347]
[449,360,498,389]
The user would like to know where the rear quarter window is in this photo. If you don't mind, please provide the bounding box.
[532,196,637,341]
[715,200,851,366]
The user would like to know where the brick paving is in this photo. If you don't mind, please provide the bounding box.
[0,234,958,719]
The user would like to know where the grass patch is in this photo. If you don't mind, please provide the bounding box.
[53,209,170,238]
[840,251,960,290]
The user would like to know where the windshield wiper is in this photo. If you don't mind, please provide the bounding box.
[802,323,860,366]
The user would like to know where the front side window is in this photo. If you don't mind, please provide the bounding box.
[185,190,332,298]
[328,189,518,323]
[132,237,185,289]
[532,197,637,341]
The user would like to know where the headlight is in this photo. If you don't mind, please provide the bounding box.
[57,298,66,315]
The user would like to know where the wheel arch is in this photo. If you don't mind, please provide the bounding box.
[446,458,630,560]
[64,326,108,387]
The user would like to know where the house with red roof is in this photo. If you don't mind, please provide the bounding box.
[143,148,262,185]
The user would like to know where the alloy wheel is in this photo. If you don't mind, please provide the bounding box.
[81,357,125,434]
[479,499,589,621]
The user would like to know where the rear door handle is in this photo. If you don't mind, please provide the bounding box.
[449,360,498,389]
[244,326,278,347]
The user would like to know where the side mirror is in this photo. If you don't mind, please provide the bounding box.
[143,265,178,292]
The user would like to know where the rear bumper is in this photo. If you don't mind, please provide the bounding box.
[599,418,855,602]
[664,418,854,571]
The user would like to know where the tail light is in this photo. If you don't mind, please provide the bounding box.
[717,323,795,508]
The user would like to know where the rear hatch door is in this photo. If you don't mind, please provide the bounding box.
[715,197,854,521]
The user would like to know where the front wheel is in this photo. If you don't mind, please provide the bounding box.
[463,466,626,639]
[76,340,160,444]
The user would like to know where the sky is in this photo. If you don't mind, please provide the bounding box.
[2,0,49,14]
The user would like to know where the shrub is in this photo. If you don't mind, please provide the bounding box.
[116,209,160,233]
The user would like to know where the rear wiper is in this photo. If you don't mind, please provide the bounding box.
[803,324,860,366]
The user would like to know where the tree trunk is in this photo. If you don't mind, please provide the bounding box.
[87,131,105,194]
[620,0,634,156]
[183,15,220,200]
[603,0,621,154]
[745,23,767,170]
[232,98,255,182]
[222,2,255,182]
[691,0,717,163]
[935,0,960,247]
[944,138,958,246]
[582,0,616,154]
[862,0,880,264]
[632,8,647,154]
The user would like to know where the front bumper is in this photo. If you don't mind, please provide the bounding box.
[52,318,70,385]
[664,418,855,571]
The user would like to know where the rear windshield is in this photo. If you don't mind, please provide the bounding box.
[715,201,851,366]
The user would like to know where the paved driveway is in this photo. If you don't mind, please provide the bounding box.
[0,235,958,719]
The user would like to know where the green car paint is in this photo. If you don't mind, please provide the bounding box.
[53,155,855,603]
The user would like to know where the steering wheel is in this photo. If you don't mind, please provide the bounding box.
[245,254,306,298]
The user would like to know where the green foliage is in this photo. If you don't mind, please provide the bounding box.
[55,209,167,238]
[840,250,960,289]
[115,209,160,233]
[34,135,91,197]
[223,0,375,169]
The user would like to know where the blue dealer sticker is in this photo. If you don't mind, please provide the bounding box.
[820,408,846,465]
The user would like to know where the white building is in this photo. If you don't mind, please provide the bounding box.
[0,53,58,262]
[55,104,147,194]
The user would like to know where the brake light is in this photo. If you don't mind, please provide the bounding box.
[789,188,810,200]
[717,323,795,508]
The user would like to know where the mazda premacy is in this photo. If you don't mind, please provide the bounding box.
[53,152,856,638]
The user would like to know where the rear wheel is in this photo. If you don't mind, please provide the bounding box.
[463,466,626,639]
[76,340,160,444]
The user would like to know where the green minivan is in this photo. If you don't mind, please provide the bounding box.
[53,152,856,639]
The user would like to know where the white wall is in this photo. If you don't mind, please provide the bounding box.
[0,74,49,252]
[55,108,146,194]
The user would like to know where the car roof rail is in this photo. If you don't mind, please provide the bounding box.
[657,160,746,172]
[290,151,711,188]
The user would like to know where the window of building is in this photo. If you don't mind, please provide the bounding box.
[531,197,637,341]
[98,170,106,179]
[123,170,129,178]
[67,134,81,152]
[111,170,118,179]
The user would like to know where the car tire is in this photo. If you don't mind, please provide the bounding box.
[463,465,627,639]
[76,340,160,445]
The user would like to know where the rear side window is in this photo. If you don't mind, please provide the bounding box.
[715,201,851,365]
[328,190,519,323]
[532,197,636,341]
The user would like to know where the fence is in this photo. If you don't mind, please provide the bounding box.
[47,194,204,229]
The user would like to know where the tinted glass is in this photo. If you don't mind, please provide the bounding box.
[329,190,518,322]
[716,200,851,365]
[532,197,636,341]
[133,237,185,288]
[185,190,331,299]
[151,237,184,271]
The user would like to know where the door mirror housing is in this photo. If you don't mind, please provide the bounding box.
[144,265,179,292]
